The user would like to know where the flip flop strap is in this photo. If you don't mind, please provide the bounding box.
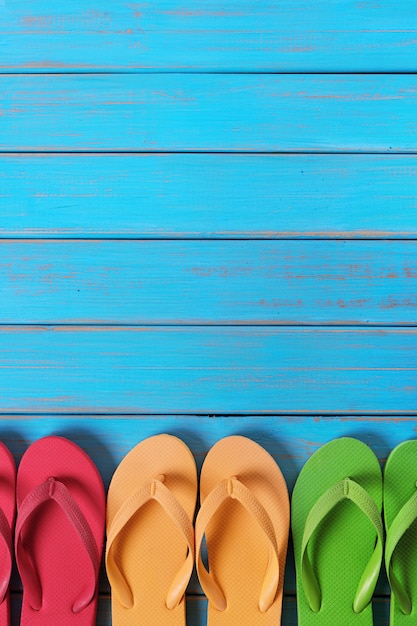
[106,477,194,610]
[301,477,383,614]
[15,476,100,613]
[0,508,12,604]
[195,477,280,613]
[385,489,417,615]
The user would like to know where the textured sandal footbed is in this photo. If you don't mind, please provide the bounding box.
[106,434,197,626]
[16,436,105,626]
[198,435,289,625]
[291,437,382,626]
[384,440,417,625]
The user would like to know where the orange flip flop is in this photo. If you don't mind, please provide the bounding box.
[106,434,197,625]
[195,436,290,625]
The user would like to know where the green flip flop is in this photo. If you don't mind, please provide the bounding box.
[292,437,383,625]
[384,440,417,624]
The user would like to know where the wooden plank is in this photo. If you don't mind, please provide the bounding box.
[0,327,416,414]
[0,415,411,491]
[1,75,417,152]
[2,154,417,239]
[1,240,417,324]
[1,0,417,72]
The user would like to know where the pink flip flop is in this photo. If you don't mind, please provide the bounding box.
[15,436,105,625]
[0,443,16,626]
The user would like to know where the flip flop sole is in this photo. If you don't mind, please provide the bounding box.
[106,434,197,626]
[16,436,105,626]
[292,437,382,626]
[384,440,417,625]
[198,435,289,625]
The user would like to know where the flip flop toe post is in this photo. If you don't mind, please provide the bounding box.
[195,435,290,625]
[292,437,383,626]
[15,436,105,626]
[106,434,197,626]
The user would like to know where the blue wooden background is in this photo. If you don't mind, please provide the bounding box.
[1,1,417,624]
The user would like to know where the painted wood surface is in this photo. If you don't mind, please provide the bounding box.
[2,74,417,152]
[1,240,417,324]
[2,0,417,623]
[1,0,417,72]
[1,154,417,239]
[0,414,412,495]
[0,327,416,414]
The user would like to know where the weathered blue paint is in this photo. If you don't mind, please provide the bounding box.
[0,326,416,414]
[1,154,417,239]
[1,240,417,324]
[1,75,417,151]
[1,0,417,72]
[0,414,414,492]
[2,0,417,623]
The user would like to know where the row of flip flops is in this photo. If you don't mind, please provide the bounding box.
[0,434,413,624]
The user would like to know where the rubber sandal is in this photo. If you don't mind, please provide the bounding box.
[195,435,289,625]
[106,434,197,625]
[0,444,16,626]
[384,440,417,623]
[15,436,105,625]
[292,437,383,625]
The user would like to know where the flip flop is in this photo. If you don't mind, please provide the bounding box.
[0,444,16,626]
[384,440,417,624]
[292,437,383,625]
[106,434,197,625]
[195,435,289,625]
[15,436,105,625]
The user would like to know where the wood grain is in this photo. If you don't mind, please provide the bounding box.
[2,1,414,623]
[1,0,417,72]
[1,74,417,152]
[0,326,416,414]
[1,240,417,324]
[0,415,411,489]
[1,154,417,238]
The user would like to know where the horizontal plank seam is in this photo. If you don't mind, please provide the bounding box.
[1,151,416,157]
[1,412,417,417]
[0,323,416,328]
[1,71,417,76]
[0,413,413,417]
[1,323,417,328]
[2,237,417,242]
[1,150,416,155]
